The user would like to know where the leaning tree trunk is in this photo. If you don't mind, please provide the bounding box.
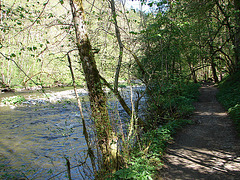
[69,0,120,174]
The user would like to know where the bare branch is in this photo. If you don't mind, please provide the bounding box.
[14,0,50,37]
[0,52,39,86]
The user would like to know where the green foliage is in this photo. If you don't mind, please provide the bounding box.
[228,104,240,132]
[217,72,240,134]
[113,157,155,180]
[109,80,196,179]
[111,119,191,180]
[145,80,200,128]
[111,79,198,180]
[1,95,26,105]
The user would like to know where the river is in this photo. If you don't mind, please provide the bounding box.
[0,86,145,179]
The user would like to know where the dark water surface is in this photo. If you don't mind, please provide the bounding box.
[0,86,145,179]
[0,99,88,179]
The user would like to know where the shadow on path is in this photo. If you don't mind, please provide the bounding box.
[160,84,240,180]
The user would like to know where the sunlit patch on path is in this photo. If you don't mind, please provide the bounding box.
[160,84,240,179]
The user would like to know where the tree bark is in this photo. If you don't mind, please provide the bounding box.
[209,36,219,83]
[69,0,119,173]
[234,0,240,71]
[207,11,219,83]
[109,0,124,92]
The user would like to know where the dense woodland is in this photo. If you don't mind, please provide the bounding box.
[0,0,240,179]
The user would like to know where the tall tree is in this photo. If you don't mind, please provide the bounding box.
[69,0,120,174]
[234,0,240,71]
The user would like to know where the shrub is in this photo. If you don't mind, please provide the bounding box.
[145,81,200,126]
[111,80,200,179]
[217,71,240,134]
[228,104,240,132]
[111,119,192,180]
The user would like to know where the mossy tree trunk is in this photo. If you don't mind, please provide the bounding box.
[69,0,120,174]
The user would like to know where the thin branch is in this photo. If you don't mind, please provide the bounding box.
[67,53,97,174]
[14,0,50,37]
[64,156,72,180]
[0,52,38,86]
[99,74,147,129]
[108,0,124,92]
[48,155,88,180]
[193,64,211,72]
[0,52,49,97]
[90,0,96,12]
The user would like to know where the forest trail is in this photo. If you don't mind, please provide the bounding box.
[160,84,240,180]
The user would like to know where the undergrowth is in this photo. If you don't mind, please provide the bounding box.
[217,71,240,134]
[111,119,192,180]
[111,80,200,179]
[1,95,26,105]
[145,80,200,128]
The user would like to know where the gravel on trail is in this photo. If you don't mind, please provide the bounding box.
[160,84,240,180]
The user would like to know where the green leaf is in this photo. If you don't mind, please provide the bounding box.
[10,53,16,57]
[129,31,138,35]
[59,0,64,5]
[148,2,153,7]
[27,47,33,51]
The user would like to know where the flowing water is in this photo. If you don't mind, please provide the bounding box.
[0,86,145,179]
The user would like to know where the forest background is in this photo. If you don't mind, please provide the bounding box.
[0,0,240,179]
[1,0,239,89]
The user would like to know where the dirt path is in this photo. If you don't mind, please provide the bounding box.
[160,84,240,180]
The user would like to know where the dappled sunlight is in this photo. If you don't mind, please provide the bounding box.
[213,112,227,116]
[194,111,227,117]
[167,146,240,174]
[162,85,240,179]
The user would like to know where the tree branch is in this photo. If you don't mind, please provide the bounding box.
[14,0,50,37]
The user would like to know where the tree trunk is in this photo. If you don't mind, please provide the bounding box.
[208,11,219,83]
[216,0,239,73]
[69,0,120,173]
[188,60,197,83]
[209,39,219,83]
[234,0,240,71]
[211,59,218,83]
[109,0,124,92]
